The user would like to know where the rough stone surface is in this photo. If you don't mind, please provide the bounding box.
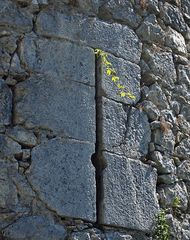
[99,0,142,28]
[14,75,95,142]
[136,14,165,44]
[20,35,95,86]
[177,160,190,181]
[102,98,151,159]
[165,27,187,55]
[143,49,177,89]
[103,152,159,232]
[0,79,12,126]
[0,159,18,209]
[36,9,142,63]
[0,0,33,32]
[175,138,190,159]
[0,134,22,159]
[100,54,141,105]
[160,2,187,34]
[6,126,37,147]
[28,138,96,221]
[2,216,67,240]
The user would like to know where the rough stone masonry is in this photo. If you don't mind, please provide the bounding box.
[0,0,190,239]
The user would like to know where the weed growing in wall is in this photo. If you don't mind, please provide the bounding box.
[153,210,170,240]
[94,49,136,100]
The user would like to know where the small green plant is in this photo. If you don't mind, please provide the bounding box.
[172,196,181,209]
[154,210,170,240]
[94,49,136,100]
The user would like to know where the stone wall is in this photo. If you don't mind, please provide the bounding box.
[0,0,190,239]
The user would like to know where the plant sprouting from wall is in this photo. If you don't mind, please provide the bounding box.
[94,49,136,100]
[153,210,170,240]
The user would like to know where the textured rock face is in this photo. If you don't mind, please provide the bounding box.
[28,138,96,221]
[103,153,159,231]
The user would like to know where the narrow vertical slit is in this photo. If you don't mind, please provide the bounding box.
[91,56,107,226]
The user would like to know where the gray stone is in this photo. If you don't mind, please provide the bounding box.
[147,84,169,110]
[182,0,190,18]
[158,174,178,184]
[20,35,95,86]
[2,215,67,240]
[152,128,175,154]
[143,48,177,89]
[6,126,37,147]
[136,14,165,44]
[181,103,190,122]
[0,79,12,126]
[177,65,190,87]
[36,9,142,63]
[165,27,187,55]
[176,114,190,135]
[150,151,176,174]
[141,100,160,121]
[175,138,190,159]
[0,159,18,209]
[0,0,33,32]
[102,98,151,159]
[28,138,96,221]
[14,75,95,142]
[100,0,142,28]
[158,182,188,211]
[14,0,32,7]
[177,160,190,181]
[103,152,159,232]
[0,134,22,159]
[100,54,141,105]
[160,2,187,34]
[70,232,91,240]
[104,232,133,240]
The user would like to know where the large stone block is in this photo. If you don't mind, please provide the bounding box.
[99,54,141,105]
[0,0,33,32]
[0,79,12,126]
[101,98,151,159]
[143,48,177,89]
[3,215,67,240]
[20,35,95,86]
[28,138,96,221]
[36,9,142,63]
[14,74,95,142]
[103,152,159,232]
[0,159,18,209]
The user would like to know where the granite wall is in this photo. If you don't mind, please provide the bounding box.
[0,0,190,239]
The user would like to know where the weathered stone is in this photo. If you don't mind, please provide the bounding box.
[0,159,18,209]
[150,151,176,174]
[100,0,142,28]
[0,0,33,32]
[158,174,178,184]
[176,114,190,135]
[103,152,159,231]
[14,75,95,142]
[136,14,165,44]
[100,54,141,105]
[160,2,187,34]
[28,138,96,221]
[182,0,190,18]
[102,98,151,159]
[165,27,187,55]
[0,79,12,126]
[36,9,142,63]
[141,100,160,121]
[181,103,190,121]
[147,83,169,110]
[158,182,188,211]
[177,65,190,87]
[14,0,32,7]
[20,35,95,86]
[177,160,190,181]
[104,232,133,240]
[143,48,177,89]
[70,232,91,240]
[0,134,22,159]
[175,138,190,159]
[2,216,67,240]
[6,126,37,147]
[152,128,175,154]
